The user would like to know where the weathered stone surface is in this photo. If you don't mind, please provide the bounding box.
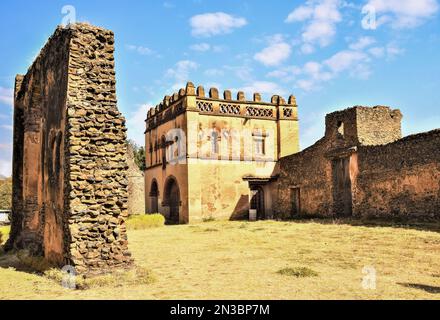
[6,23,132,274]
[274,106,440,220]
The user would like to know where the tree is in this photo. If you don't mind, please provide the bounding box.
[0,178,12,210]
[127,140,146,172]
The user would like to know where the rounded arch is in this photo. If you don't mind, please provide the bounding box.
[150,179,159,197]
[163,176,181,225]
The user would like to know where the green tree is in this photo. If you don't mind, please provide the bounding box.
[127,140,146,172]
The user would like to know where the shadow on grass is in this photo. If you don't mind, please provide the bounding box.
[282,216,440,233]
[398,283,440,294]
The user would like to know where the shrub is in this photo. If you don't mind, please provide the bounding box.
[277,267,319,278]
[0,231,2,245]
[126,214,165,230]
[44,266,155,290]
[202,216,216,223]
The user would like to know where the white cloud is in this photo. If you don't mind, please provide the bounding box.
[364,0,439,29]
[127,103,153,146]
[368,46,385,58]
[324,50,370,73]
[286,0,342,47]
[190,12,247,37]
[254,35,292,67]
[285,6,314,22]
[0,87,13,107]
[166,60,198,89]
[349,36,376,50]
[234,81,287,96]
[126,44,155,56]
[301,43,315,54]
[190,43,211,52]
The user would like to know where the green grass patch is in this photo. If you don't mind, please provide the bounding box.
[126,214,165,230]
[202,216,216,223]
[277,267,319,278]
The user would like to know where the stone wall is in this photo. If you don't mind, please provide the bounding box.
[274,106,440,220]
[7,23,132,274]
[354,129,440,218]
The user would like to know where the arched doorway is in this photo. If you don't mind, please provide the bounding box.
[149,180,159,213]
[164,177,180,224]
[251,187,265,220]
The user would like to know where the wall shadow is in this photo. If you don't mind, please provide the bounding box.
[398,283,440,294]
[280,216,440,233]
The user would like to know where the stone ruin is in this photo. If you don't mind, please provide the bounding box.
[5,23,132,274]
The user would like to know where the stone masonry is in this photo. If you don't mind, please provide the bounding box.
[274,106,440,220]
[6,23,132,274]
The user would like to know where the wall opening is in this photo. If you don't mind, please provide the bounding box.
[163,177,180,224]
[250,186,265,220]
[290,187,301,217]
[332,157,353,217]
[149,180,159,213]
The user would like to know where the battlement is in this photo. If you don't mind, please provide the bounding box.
[146,82,298,132]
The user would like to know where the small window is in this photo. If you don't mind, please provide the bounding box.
[337,121,345,137]
[253,136,266,156]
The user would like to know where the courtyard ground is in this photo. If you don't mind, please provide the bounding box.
[0,220,439,300]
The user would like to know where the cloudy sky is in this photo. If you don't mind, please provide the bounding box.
[0,0,439,177]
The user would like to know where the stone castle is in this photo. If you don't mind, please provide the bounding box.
[144,83,299,223]
[145,86,440,223]
[6,23,440,273]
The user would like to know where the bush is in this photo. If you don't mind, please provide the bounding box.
[0,230,2,245]
[126,214,165,230]
[277,267,319,278]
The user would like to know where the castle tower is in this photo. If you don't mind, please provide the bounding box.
[145,83,299,223]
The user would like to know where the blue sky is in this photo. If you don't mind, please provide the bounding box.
[1,0,439,176]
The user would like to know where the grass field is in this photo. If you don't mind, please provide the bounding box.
[0,219,439,300]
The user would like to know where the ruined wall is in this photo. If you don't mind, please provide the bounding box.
[7,23,132,274]
[275,106,439,220]
[126,144,145,215]
[354,130,440,218]
[275,138,334,219]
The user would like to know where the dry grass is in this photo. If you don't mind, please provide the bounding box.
[0,220,439,300]
[126,214,165,230]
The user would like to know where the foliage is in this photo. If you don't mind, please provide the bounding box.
[0,178,12,210]
[127,139,146,171]
[277,267,319,278]
[126,214,165,230]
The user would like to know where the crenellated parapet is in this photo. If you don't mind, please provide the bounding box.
[145,82,298,132]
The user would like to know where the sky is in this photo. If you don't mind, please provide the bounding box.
[0,0,439,177]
